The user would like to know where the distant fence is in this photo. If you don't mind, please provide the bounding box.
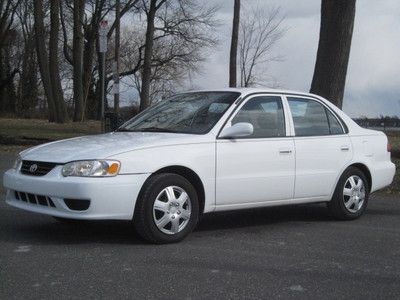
[353,118,400,133]
[361,126,400,133]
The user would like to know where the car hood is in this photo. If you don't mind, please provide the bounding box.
[20,132,212,163]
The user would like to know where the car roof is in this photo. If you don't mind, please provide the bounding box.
[185,87,320,99]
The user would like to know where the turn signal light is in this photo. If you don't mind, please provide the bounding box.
[108,163,120,175]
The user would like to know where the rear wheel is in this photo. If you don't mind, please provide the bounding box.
[327,167,369,220]
[133,173,199,244]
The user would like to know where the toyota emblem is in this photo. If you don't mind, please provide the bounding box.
[29,164,38,173]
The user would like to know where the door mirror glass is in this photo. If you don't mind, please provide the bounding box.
[219,122,254,139]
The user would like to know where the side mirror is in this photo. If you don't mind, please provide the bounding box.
[219,122,254,139]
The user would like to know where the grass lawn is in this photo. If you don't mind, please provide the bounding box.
[0,118,101,141]
[387,133,400,152]
[376,131,400,193]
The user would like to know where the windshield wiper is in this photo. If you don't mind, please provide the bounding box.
[115,128,135,132]
[133,127,176,133]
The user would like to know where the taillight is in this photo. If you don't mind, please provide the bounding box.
[387,142,392,152]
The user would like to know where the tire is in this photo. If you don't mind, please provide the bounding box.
[327,167,370,220]
[133,173,199,244]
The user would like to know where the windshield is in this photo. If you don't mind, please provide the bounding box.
[117,92,240,134]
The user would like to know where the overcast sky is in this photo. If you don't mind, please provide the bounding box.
[188,0,400,118]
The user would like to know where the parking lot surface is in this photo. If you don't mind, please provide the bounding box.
[1,151,400,299]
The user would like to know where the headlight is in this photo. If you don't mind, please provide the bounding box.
[62,160,121,177]
[13,155,22,170]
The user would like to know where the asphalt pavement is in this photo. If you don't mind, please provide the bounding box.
[1,150,400,299]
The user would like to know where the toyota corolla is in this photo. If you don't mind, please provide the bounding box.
[3,89,395,243]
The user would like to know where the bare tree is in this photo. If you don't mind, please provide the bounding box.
[33,0,57,122]
[2,0,218,120]
[0,0,21,44]
[229,0,240,87]
[0,29,20,113]
[310,0,356,108]
[61,0,139,120]
[139,0,162,111]
[131,0,218,110]
[16,0,38,116]
[72,0,84,121]
[32,0,68,122]
[0,0,21,113]
[96,0,217,111]
[238,6,285,88]
[49,0,68,122]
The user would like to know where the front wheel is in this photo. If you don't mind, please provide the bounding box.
[327,167,369,220]
[133,173,199,244]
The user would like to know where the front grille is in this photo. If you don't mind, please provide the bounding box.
[14,191,56,208]
[20,160,58,176]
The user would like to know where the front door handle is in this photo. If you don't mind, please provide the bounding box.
[340,145,350,151]
[279,149,292,154]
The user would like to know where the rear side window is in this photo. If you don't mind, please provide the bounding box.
[288,97,344,136]
[232,96,285,138]
[326,110,344,134]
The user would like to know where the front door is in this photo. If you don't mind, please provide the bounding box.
[216,95,295,207]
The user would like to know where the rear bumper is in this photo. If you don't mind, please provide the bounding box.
[371,161,396,193]
[3,167,150,220]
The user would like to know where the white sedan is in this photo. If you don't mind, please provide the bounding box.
[3,88,396,243]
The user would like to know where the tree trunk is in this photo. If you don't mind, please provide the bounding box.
[18,34,38,117]
[33,0,56,122]
[82,33,96,115]
[114,0,121,113]
[139,0,157,111]
[49,0,68,123]
[73,0,85,121]
[229,0,240,87]
[310,0,356,108]
[85,80,98,120]
[0,47,17,113]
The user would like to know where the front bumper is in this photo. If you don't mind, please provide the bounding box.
[3,167,150,220]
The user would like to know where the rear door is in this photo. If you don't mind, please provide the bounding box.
[286,96,353,199]
[215,95,295,207]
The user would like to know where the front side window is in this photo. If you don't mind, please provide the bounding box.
[287,97,344,136]
[231,96,286,138]
[118,92,240,134]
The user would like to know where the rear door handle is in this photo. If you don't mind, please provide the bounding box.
[340,145,350,151]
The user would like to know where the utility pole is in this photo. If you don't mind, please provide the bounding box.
[99,20,108,132]
[113,0,120,114]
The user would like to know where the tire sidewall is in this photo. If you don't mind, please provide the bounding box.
[334,167,369,219]
[141,174,199,243]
